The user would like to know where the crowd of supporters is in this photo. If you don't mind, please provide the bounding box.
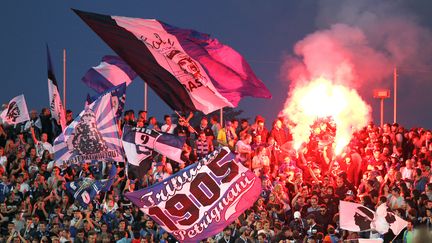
[0,107,431,243]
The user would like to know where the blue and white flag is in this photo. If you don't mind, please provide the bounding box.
[0,94,30,125]
[82,55,137,93]
[87,83,126,119]
[66,164,117,207]
[122,125,185,166]
[125,147,262,242]
[53,92,124,165]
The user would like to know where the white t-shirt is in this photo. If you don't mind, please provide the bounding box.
[400,167,414,181]
[0,156,7,169]
[18,182,30,194]
[36,141,54,158]
[161,124,177,134]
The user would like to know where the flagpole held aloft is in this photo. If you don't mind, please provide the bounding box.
[63,48,67,109]
[220,108,223,127]
[144,82,148,111]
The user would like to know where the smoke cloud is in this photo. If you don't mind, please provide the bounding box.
[281,0,432,88]
[279,0,432,152]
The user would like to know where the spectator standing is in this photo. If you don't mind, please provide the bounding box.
[235,134,253,167]
[217,121,238,151]
[194,117,215,148]
[195,131,213,160]
[161,115,177,134]
[30,127,54,159]
[147,116,161,131]
[251,115,269,144]
[270,119,288,147]
[210,116,221,146]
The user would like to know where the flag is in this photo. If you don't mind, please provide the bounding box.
[53,92,124,165]
[73,9,271,114]
[127,150,156,180]
[66,163,117,207]
[47,45,67,130]
[122,125,185,166]
[339,201,407,235]
[87,83,127,119]
[0,94,30,125]
[375,203,407,236]
[125,147,261,242]
[82,55,137,93]
[339,201,375,232]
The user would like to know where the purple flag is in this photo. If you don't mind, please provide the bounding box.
[82,55,137,93]
[125,147,261,242]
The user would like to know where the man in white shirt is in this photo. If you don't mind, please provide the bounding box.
[30,127,54,158]
[400,159,414,186]
[160,115,177,134]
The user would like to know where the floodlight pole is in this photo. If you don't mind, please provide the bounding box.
[380,98,384,127]
[373,89,390,127]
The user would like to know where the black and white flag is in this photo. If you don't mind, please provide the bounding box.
[339,201,407,236]
[47,45,66,130]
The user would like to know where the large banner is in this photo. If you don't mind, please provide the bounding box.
[74,9,271,114]
[54,92,124,165]
[122,125,185,165]
[0,94,30,125]
[125,147,261,242]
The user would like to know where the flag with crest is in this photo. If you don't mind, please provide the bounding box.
[53,92,124,166]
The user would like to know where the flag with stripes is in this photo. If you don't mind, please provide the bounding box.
[47,45,66,130]
[87,82,126,119]
[121,125,185,166]
[82,55,137,93]
[0,94,30,125]
[53,92,124,166]
[73,9,271,114]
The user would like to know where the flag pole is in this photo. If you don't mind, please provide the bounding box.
[63,48,67,109]
[144,82,148,111]
[220,108,223,127]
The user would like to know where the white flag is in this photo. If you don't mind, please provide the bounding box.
[0,94,30,125]
[339,200,375,232]
[339,201,407,235]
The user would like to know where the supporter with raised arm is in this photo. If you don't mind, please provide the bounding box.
[30,127,53,159]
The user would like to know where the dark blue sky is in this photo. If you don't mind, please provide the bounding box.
[2,0,431,129]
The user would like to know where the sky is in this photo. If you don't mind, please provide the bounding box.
[2,0,432,129]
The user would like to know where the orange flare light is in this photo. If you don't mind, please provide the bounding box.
[281,77,371,155]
